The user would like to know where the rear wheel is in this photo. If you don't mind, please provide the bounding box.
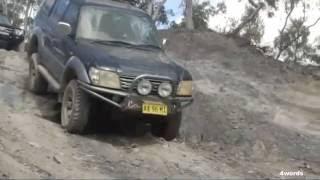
[61,80,91,134]
[28,53,48,94]
[151,112,182,141]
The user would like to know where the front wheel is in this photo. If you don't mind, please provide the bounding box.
[61,80,91,134]
[151,112,182,141]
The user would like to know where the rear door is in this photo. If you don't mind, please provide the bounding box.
[45,0,70,80]
[35,0,56,67]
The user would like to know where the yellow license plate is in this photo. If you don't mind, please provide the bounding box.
[142,102,168,116]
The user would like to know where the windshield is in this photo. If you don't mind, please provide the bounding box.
[77,6,161,47]
[0,15,10,26]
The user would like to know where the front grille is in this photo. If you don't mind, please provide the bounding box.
[119,75,171,95]
[0,33,10,40]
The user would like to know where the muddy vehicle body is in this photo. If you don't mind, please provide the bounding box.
[0,15,24,50]
[26,0,193,141]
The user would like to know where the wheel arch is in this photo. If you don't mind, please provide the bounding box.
[61,56,91,92]
[27,27,44,56]
[27,35,39,56]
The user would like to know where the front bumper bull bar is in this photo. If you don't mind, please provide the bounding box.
[77,79,193,113]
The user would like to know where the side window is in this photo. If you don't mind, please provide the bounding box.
[41,0,56,15]
[62,3,79,30]
[50,0,70,22]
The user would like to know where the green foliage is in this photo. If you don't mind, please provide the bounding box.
[170,1,226,30]
[193,1,226,30]
[265,0,278,8]
[122,0,169,25]
[156,5,171,25]
[192,1,214,30]
[274,18,313,63]
[240,6,265,44]
[1,0,39,27]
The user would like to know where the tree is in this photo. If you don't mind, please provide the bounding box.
[274,0,320,62]
[193,1,225,30]
[1,0,8,15]
[275,19,310,62]
[274,17,320,62]
[185,0,194,30]
[240,6,265,44]
[171,1,225,30]
[23,0,33,31]
[274,0,300,60]
[124,0,169,24]
[230,0,278,36]
[0,0,40,29]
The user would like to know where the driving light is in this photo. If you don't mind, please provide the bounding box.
[137,79,152,95]
[14,29,23,36]
[158,82,172,98]
[177,81,193,96]
[89,67,121,89]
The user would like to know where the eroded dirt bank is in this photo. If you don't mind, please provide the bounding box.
[162,30,320,177]
[0,50,239,178]
[0,30,320,178]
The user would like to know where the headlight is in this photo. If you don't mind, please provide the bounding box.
[177,81,193,96]
[158,82,172,98]
[14,29,23,36]
[137,79,152,96]
[89,67,121,89]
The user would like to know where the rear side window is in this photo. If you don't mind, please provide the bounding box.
[50,0,70,22]
[41,0,56,15]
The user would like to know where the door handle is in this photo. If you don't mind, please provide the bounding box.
[53,47,65,56]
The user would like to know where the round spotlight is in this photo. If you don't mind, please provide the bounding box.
[137,79,152,95]
[158,82,173,98]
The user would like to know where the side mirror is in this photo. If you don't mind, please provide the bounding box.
[162,38,168,46]
[57,22,72,36]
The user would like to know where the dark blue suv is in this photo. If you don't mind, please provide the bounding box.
[26,0,193,141]
[0,15,24,50]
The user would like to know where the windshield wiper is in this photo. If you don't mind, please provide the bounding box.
[92,40,161,50]
[135,44,161,49]
[92,40,135,47]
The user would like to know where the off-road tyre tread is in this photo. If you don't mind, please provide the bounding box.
[152,112,182,141]
[62,80,90,134]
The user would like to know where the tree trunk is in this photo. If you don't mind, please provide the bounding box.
[146,0,153,16]
[2,0,7,15]
[275,1,295,61]
[24,0,32,31]
[185,0,194,30]
[230,4,263,36]
[152,0,167,21]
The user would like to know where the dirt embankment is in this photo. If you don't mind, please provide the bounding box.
[161,30,320,175]
[0,30,320,178]
[0,50,242,178]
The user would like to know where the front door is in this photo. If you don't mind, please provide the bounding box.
[46,0,70,81]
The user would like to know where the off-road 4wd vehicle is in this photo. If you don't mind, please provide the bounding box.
[26,0,193,141]
[0,15,24,50]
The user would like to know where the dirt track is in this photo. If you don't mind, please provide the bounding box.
[0,50,240,178]
[1,30,320,178]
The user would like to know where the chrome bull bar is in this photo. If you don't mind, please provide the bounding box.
[77,73,193,112]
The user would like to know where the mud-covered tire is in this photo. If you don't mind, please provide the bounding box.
[28,54,48,94]
[61,80,91,134]
[152,112,182,141]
